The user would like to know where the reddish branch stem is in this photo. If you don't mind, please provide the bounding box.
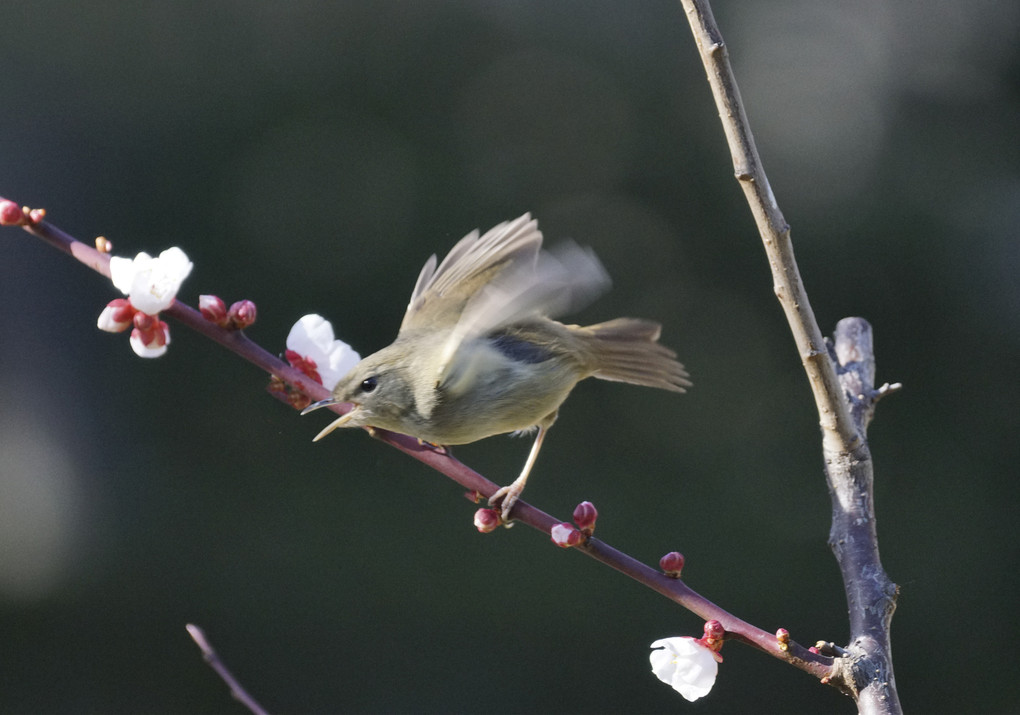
[7,205,834,680]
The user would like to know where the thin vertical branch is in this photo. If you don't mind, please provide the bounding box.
[680,0,857,455]
[679,2,901,712]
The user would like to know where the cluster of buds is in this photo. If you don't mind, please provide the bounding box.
[0,199,46,226]
[97,247,193,358]
[549,500,599,547]
[199,294,258,331]
[96,299,173,358]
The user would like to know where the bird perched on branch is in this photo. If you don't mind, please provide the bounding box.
[304,213,690,520]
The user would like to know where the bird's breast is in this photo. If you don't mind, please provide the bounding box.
[419,337,582,444]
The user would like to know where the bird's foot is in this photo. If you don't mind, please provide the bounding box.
[416,438,450,455]
[488,482,524,522]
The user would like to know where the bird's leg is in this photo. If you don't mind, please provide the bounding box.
[489,425,547,521]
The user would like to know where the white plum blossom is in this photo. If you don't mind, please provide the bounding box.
[109,247,193,316]
[286,314,360,390]
[99,247,191,358]
[650,637,718,702]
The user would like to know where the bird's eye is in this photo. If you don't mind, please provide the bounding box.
[360,376,378,393]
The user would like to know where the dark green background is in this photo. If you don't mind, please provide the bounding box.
[2,2,1017,712]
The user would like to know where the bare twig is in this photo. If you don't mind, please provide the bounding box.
[186,624,269,715]
[679,1,901,712]
[680,0,857,455]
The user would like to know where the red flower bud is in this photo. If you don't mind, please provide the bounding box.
[659,551,685,577]
[199,294,228,325]
[703,620,725,641]
[572,500,598,531]
[473,508,501,533]
[108,298,135,324]
[133,311,156,331]
[227,299,257,329]
[0,200,24,225]
[550,523,583,547]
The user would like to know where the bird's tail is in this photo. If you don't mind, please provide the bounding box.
[577,318,691,393]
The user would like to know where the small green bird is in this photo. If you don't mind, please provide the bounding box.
[304,213,690,519]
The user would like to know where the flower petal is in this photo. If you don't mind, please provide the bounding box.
[287,314,332,355]
[108,248,193,315]
[287,314,360,390]
[650,637,718,702]
[109,253,147,295]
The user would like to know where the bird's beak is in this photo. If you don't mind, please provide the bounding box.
[300,397,360,441]
[311,407,359,442]
[301,397,338,415]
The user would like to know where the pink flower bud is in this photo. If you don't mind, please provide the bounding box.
[97,298,136,333]
[129,320,171,358]
[572,500,598,531]
[154,320,169,347]
[28,208,46,224]
[133,311,156,331]
[696,621,726,660]
[0,200,24,225]
[659,551,685,577]
[132,325,155,345]
[473,508,501,533]
[227,299,257,329]
[704,620,724,639]
[776,628,790,644]
[199,294,228,325]
[550,522,582,547]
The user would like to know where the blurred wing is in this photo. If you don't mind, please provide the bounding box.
[435,239,611,386]
[399,213,542,332]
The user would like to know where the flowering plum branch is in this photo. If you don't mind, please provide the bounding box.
[3,196,836,702]
[2,2,902,709]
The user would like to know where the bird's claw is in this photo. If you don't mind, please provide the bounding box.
[416,438,450,455]
[488,485,521,521]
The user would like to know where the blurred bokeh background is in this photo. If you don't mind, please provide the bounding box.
[1,1,1017,712]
